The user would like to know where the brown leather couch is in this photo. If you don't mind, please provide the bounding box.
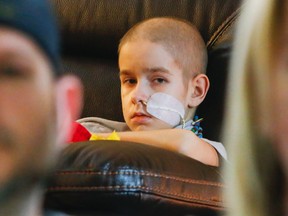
[44,0,242,215]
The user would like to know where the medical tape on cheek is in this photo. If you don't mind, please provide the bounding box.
[146,92,185,127]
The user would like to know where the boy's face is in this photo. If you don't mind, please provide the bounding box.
[119,39,192,131]
[0,28,57,196]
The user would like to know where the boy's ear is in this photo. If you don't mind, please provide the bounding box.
[55,75,83,146]
[187,73,210,108]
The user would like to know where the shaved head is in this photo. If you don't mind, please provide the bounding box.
[119,17,207,76]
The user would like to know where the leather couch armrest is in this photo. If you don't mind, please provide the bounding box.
[44,141,225,215]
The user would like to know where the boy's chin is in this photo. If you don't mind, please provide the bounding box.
[129,120,173,131]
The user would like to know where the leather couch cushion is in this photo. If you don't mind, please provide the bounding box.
[45,141,225,215]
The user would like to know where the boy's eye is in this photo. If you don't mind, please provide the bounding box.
[123,78,137,85]
[153,78,166,84]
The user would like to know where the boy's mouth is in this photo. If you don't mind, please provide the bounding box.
[130,112,152,123]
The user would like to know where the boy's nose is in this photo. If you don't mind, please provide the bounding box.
[131,82,150,105]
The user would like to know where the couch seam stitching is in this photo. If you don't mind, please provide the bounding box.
[53,170,224,187]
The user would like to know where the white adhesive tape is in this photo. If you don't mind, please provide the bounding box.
[146,92,185,127]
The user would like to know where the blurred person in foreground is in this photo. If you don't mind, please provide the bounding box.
[223,0,288,215]
[0,0,82,215]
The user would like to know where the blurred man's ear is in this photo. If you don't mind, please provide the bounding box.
[187,73,210,108]
[55,75,83,146]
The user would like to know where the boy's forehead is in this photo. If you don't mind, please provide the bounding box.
[120,39,177,60]
[119,39,189,76]
[121,41,172,60]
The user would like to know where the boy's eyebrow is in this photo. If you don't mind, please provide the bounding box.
[119,70,131,77]
[119,67,172,75]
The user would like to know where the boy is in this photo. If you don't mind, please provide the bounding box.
[73,17,226,167]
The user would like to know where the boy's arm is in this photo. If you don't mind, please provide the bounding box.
[100,129,219,167]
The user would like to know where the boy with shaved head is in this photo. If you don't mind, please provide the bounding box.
[74,17,226,166]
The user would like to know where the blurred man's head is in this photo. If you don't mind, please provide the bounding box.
[0,0,82,207]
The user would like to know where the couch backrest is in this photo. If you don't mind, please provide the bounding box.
[51,0,242,141]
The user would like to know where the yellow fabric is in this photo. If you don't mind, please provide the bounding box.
[89,131,120,141]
